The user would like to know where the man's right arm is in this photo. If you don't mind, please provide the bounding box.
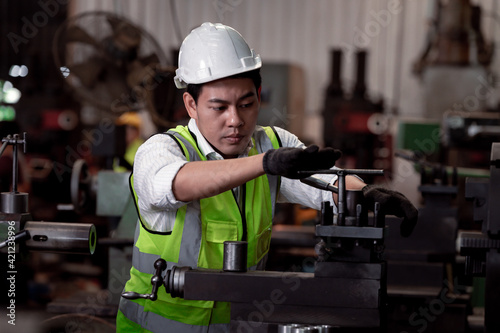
[172,154,265,202]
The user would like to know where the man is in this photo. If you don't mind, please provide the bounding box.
[117,22,417,332]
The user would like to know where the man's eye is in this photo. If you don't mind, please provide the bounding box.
[211,106,226,111]
[240,102,253,108]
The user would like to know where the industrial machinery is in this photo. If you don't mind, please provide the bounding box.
[460,142,500,333]
[0,133,96,255]
[0,132,97,316]
[322,49,390,183]
[121,168,405,332]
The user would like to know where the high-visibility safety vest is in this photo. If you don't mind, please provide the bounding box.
[117,125,281,332]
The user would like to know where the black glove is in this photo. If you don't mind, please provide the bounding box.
[362,185,418,237]
[263,145,342,179]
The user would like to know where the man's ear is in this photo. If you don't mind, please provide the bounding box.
[257,86,262,102]
[183,92,198,119]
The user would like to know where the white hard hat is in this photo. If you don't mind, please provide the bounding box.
[174,22,262,89]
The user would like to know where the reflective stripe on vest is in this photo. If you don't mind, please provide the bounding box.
[121,125,281,329]
[118,298,229,332]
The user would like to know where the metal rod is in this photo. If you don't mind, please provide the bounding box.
[12,135,18,193]
[338,171,346,225]
[0,230,30,249]
[0,140,9,158]
[300,176,339,193]
[298,169,384,176]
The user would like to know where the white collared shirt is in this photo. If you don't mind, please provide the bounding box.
[133,119,338,232]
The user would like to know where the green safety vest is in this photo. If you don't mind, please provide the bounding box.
[117,125,281,332]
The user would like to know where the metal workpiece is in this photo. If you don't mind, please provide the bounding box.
[223,241,247,272]
[23,221,97,254]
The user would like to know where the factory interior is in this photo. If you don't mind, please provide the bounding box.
[1,0,500,332]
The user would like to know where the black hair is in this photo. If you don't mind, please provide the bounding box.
[186,68,262,104]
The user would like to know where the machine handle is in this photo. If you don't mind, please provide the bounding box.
[300,176,338,193]
[122,258,167,300]
[121,291,157,300]
[0,230,30,249]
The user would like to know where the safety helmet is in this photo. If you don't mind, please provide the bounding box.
[174,22,262,89]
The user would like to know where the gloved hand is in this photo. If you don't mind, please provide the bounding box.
[362,185,418,237]
[263,145,342,179]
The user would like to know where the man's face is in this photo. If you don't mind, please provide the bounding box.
[183,77,260,159]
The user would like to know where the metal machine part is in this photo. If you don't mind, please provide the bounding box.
[460,142,500,333]
[223,241,247,272]
[23,221,96,254]
[279,324,337,333]
[442,111,500,150]
[0,133,29,214]
[0,134,98,255]
[122,168,391,331]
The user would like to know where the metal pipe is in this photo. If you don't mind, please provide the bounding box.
[23,221,97,254]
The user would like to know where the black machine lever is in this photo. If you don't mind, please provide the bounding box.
[0,230,30,249]
[301,176,338,193]
[122,259,167,300]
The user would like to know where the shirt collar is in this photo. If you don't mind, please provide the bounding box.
[187,118,254,160]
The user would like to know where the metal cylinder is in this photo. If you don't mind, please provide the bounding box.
[24,221,97,254]
[165,265,190,299]
[345,189,368,226]
[223,241,247,272]
[313,325,336,333]
[1,192,28,214]
[290,326,308,333]
[304,328,320,333]
[279,324,305,333]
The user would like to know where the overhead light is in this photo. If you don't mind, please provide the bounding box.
[9,65,20,77]
[0,80,21,104]
[4,87,21,104]
[2,80,13,92]
[60,66,70,78]
[19,65,28,77]
[8,65,29,77]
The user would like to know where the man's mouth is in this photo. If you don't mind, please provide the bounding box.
[224,134,244,144]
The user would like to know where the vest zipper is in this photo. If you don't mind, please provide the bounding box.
[241,184,247,241]
[231,183,247,241]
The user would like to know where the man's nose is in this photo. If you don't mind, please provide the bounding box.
[228,107,244,127]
